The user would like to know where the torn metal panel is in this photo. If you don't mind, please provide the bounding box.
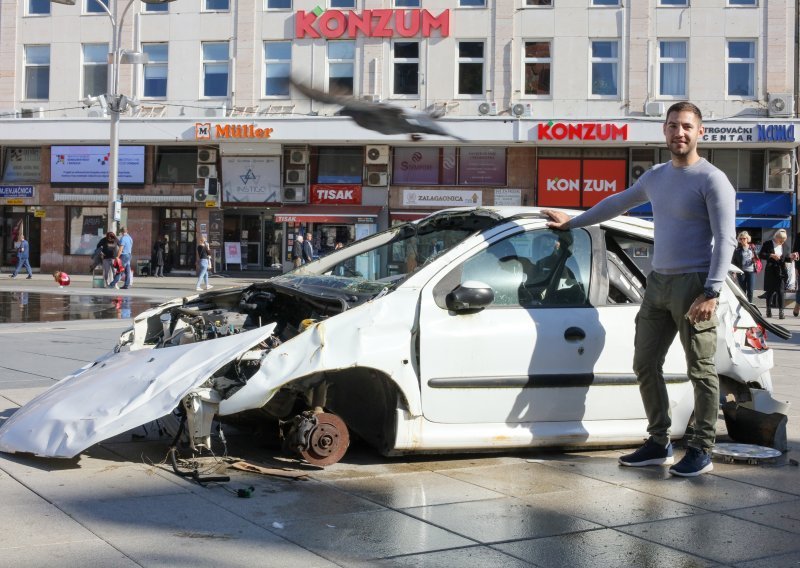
[0,325,276,458]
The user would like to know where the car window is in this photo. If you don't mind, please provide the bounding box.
[604,231,650,304]
[459,228,592,307]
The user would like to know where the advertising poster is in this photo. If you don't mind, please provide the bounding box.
[494,188,522,206]
[537,159,581,207]
[2,148,41,182]
[224,242,242,265]
[392,147,440,185]
[458,147,506,185]
[221,156,281,203]
[581,159,627,207]
[51,146,145,184]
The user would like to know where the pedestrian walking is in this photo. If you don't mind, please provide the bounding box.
[758,229,797,319]
[731,231,760,303]
[195,236,212,291]
[110,227,134,289]
[9,235,33,279]
[292,234,304,268]
[95,232,119,287]
[152,235,167,277]
[303,232,315,264]
[543,101,736,477]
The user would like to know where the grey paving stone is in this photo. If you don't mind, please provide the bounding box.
[342,545,535,567]
[617,512,800,564]
[520,484,705,527]
[0,541,140,568]
[713,465,800,497]
[726,499,800,534]
[624,471,797,511]
[438,461,610,498]
[494,528,718,568]
[522,453,675,485]
[0,501,100,549]
[273,508,473,563]
[0,445,137,475]
[735,550,800,568]
[401,496,601,543]
[330,471,506,508]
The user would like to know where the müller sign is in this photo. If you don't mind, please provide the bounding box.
[296,9,450,39]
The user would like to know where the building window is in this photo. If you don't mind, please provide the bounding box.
[460,0,486,6]
[143,0,168,11]
[264,41,291,97]
[24,46,50,100]
[658,40,686,97]
[330,0,355,6]
[525,0,553,5]
[713,149,764,191]
[393,41,419,96]
[659,0,688,5]
[767,149,793,191]
[203,42,229,97]
[328,41,355,95]
[317,147,362,184]
[155,147,198,184]
[592,0,620,5]
[458,41,484,96]
[83,43,108,97]
[395,0,420,7]
[28,0,50,15]
[142,43,168,98]
[727,40,756,97]
[204,0,229,10]
[729,0,756,5]
[68,207,107,255]
[524,41,551,96]
[590,40,619,96]
[266,0,291,8]
[86,0,109,13]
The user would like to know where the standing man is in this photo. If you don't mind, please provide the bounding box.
[303,232,315,264]
[9,234,33,279]
[543,101,736,477]
[111,227,134,289]
[292,234,304,268]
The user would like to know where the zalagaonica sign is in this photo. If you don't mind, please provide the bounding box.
[296,9,450,39]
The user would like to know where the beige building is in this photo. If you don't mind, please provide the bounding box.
[0,0,797,273]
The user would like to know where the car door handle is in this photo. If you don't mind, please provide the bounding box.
[564,327,586,342]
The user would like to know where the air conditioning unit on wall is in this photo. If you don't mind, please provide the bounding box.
[366,145,390,165]
[478,101,497,116]
[289,149,309,165]
[197,164,217,178]
[281,186,307,203]
[511,103,532,117]
[768,93,794,117]
[367,171,389,186]
[285,169,307,184]
[630,161,653,183]
[198,148,217,163]
[194,187,208,202]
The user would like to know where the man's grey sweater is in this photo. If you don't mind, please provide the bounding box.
[566,158,736,293]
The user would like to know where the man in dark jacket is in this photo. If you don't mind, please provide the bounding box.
[303,232,314,264]
[292,235,304,268]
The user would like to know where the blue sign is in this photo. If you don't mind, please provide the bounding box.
[756,124,795,142]
[0,185,34,198]
[630,192,794,217]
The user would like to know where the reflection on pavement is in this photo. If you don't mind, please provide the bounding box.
[0,292,163,323]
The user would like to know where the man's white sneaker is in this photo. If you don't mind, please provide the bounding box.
[195,287,202,291]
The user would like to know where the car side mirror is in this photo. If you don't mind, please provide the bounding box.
[445,281,494,312]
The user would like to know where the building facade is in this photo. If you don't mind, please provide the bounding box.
[0,0,797,273]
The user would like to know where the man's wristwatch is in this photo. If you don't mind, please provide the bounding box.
[703,287,720,300]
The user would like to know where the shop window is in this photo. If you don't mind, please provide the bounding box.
[67,207,107,255]
[712,149,765,191]
[590,40,619,97]
[658,40,686,97]
[24,46,50,100]
[28,0,50,14]
[395,0,420,6]
[264,41,291,97]
[523,41,551,96]
[593,0,620,5]
[767,150,793,191]
[460,0,486,6]
[659,0,688,5]
[83,43,109,98]
[328,41,355,95]
[160,208,197,269]
[525,0,553,5]
[727,40,756,98]
[2,148,42,183]
[393,41,419,96]
[457,41,484,96]
[330,0,355,6]
[729,0,756,5]
[203,41,229,97]
[142,43,168,98]
[155,147,198,184]
[317,147,362,184]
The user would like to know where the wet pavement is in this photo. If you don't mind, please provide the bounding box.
[0,291,164,323]
[0,277,798,567]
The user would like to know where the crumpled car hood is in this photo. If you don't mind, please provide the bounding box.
[0,325,276,458]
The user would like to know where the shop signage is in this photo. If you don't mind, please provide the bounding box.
[393,147,439,185]
[632,192,793,216]
[537,122,628,141]
[33,209,46,218]
[458,147,507,185]
[537,159,627,207]
[224,242,242,264]
[402,189,482,207]
[1,148,41,182]
[296,9,449,39]
[195,123,274,140]
[51,146,145,184]
[275,214,376,223]
[494,188,522,206]
[0,185,34,198]
[310,184,362,205]
[6,198,24,205]
[221,157,281,203]
[702,124,795,143]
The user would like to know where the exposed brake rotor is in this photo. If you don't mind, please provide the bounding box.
[299,412,350,467]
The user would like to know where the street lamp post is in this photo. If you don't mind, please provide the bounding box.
[51,0,174,234]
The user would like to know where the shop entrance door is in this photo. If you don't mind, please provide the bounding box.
[223,213,262,270]
[2,209,41,268]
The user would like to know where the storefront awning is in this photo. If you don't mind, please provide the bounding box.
[274,205,382,224]
[390,211,433,221]
[735,216,791,229]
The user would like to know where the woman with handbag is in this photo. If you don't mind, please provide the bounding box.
[758,229,794,319]
[792,232,800,316]
[731,231,759,303]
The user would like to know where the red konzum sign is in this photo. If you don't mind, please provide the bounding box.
[537,159,628,208]
[310,184,362,205]
[537,122,628,141]
[296,9,450,39]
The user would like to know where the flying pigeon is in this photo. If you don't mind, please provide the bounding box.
[290,78,467,142]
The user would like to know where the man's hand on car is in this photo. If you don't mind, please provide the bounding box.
[541,209,571,230]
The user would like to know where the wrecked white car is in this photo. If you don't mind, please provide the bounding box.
[0,207,790,465]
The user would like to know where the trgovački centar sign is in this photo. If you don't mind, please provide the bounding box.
[537,122,628,141]
[296,9,450,39]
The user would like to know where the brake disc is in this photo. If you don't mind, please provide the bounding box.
[299,412,350,467]
[712,442,782,464]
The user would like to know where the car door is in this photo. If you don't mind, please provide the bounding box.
[417,223,682,427]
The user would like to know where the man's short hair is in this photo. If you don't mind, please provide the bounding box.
[119,227,126,234]
[665,101,703,123]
